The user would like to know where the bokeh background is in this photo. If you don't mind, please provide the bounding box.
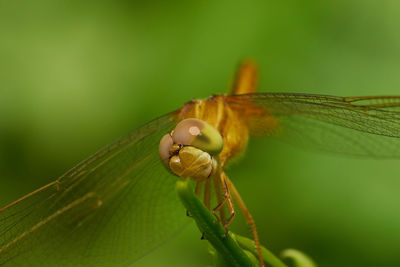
[1,1,400,266]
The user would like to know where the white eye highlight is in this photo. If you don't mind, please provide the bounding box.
[189,126,201,136]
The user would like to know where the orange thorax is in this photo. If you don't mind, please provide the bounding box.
[177,95,249,167]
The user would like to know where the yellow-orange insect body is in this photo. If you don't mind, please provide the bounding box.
[169,146,217,181]
[160,61,268,267]
[159,118,222,180]
[3,59,400,267]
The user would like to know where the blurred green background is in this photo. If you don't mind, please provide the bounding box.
[1,0,400,266]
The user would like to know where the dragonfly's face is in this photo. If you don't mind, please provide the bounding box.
[159,118,223,181]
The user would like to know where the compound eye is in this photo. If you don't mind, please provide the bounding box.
[171,118,223,155]
[159,133,173,164]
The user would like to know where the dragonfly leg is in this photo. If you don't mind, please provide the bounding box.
[212,174,226,223]
[220,172,235,237]
[212,172,235,237]
[225,176,264,267]
[212,180,227,217]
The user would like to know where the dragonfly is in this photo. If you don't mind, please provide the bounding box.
[1,61,400,267]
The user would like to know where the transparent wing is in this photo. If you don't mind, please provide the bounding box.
[227,93,400,158]
[0,111,187,266]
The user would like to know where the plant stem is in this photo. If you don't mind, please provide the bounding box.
[234,234,287,267]
[281,249,317,267]
[175,179,255,267]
